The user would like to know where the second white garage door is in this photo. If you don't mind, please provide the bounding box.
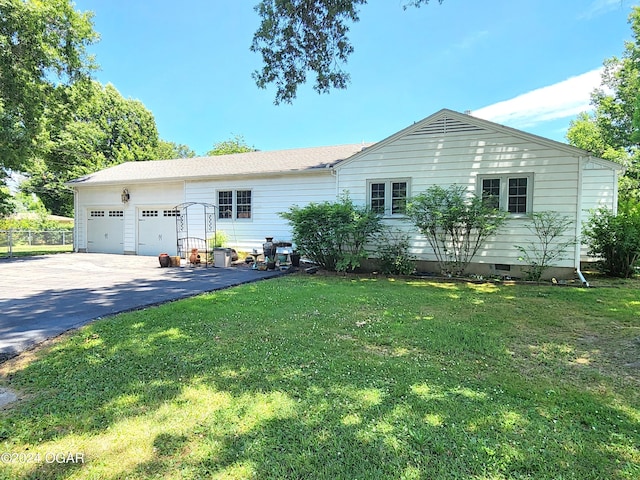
[137,208,179,256]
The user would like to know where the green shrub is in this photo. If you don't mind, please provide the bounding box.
[209,230,229,248]
[375,229,416,275]
[406,185,507,276]
[583,200,640,278]
[281,195,382,272]
[515,211,576,281]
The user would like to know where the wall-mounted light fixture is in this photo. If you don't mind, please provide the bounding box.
[121,188,130,204]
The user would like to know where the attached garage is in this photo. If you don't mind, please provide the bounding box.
[68,109,622,279]
[86,208,124,254]
[136,208,179,256]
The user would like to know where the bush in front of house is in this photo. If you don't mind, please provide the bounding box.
[280,196,382,272]
[375,229,416,275]
[406,184,507,276]
[515,211,576,282]
[583,199,640,278]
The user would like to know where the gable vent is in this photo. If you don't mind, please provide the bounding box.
[409,116,485,137]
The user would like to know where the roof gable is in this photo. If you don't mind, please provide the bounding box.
[406,113,488,137]
[334,108,623,171]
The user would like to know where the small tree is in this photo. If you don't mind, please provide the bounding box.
[583,200,640,278]
[514,211,576,281]
[280,195,382,272]
[406,185,507,276]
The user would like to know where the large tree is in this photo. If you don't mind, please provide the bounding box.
[0,0,97,171]
[21,81,162,216]
[206,134,256,156]
[566,6,640,203]
[0,0,97,215]
[155,140,196,160]
[251,0,443,104]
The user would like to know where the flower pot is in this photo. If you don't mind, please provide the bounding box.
[158,253,171,268]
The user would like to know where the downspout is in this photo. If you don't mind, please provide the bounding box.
[73,187,79,253]
[330,164,338,199]
[575,157,589,287]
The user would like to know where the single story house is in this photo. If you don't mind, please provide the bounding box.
[68,109,623,278]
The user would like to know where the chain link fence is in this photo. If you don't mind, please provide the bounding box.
[0,230,74,257]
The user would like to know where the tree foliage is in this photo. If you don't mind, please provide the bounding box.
[252,0,443,104]
[0,0,97,171]
[155,140,196,160]
[0,0,97,216]
[405,185,507,276]
[566,6,640,202]
[583,200,640,278]
[280,195,382,271]
[514,211,576,282]
[21,81,162,216]
[206,135,256,156]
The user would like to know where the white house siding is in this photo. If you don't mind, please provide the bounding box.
[335,124,584,271]
[578,160,619,260]
[184,172,335,253]
[75,182,184,254]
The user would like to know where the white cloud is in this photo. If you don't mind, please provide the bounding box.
[472,68,603,128]
[579,0,625,20]
[453,30,490,50]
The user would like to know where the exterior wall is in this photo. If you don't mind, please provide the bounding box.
[578,160,618,260]
[335,125,585,272]
[74,182,184,254]
[185,172,335,253]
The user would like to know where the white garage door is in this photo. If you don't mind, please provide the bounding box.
[137,208,179,256]
[87,209,124,254]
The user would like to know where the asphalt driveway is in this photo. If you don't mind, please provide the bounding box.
[0,253,284,360]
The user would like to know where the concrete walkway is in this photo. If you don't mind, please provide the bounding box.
[0,253,284,361]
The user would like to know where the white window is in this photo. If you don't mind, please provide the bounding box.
[479,174,533,214]
[367,179,409,216]
[217,189,252,220]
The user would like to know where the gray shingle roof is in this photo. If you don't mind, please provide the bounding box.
[68,144,372,186]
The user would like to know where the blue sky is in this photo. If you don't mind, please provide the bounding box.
[73,0,635,156]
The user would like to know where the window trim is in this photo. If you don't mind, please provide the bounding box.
[478,174,533,216]
[367,178,410,217]
[216,189,253,221]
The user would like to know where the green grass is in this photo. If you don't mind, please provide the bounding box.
[0,244,73,257]
[0,275,638,479]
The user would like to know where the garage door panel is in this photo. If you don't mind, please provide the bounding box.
[137,208,179,256]
[87,209,124,254]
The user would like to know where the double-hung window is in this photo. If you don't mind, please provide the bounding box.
[217,189,252,220]
[479,174,532,214]
[368,179,409,216]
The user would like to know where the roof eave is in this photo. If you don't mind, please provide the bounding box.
[67,166,332,187]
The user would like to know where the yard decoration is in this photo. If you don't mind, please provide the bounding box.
[158,253,171,268]
[189,248,201,266]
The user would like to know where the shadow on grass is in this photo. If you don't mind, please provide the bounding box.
[1,276,639,479]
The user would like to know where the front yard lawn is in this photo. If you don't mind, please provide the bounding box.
[1,275,638,479]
